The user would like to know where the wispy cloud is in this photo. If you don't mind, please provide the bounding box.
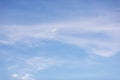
[0,13,120,57]
[6,55,64,80]
[0,49,100,79]
[12,73,35,80]
[6,55,97,80]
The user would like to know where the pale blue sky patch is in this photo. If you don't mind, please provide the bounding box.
[0,0,120,80]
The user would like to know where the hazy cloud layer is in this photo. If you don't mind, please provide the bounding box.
[0,13,120,57]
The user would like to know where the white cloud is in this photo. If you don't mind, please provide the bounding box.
[0,13,120,57]
[12,73,35,80]
[7,55,101,80]
[25,56,64,71]
[9,56,65,80]
[56,34,120,57]
[12,73,18,78]
[7,56,65,74]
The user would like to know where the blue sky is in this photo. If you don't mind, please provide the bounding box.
[0,0,120,80]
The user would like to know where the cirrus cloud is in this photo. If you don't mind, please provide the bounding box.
[0,13,120,57]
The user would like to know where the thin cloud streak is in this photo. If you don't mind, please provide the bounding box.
[5,54,98,80]
[0,14,120,57]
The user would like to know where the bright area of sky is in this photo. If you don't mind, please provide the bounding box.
[0,0,120,80]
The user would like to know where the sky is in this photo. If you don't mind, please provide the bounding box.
[0,0,120,80]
